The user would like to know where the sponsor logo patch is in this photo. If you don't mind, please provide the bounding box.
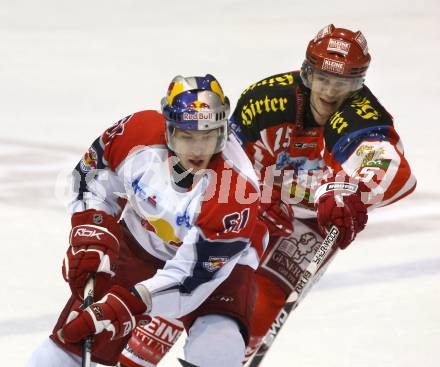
[209,295,235,303]
[241,73,294,96]
[327,38,351,56]
[350,96,380,120]
[355,32,369,55]
[74,227,104,240]
[240,96,289,125]
[322,58,345,74]
[92,214,103,225]
[294,142,318,149]
[329,111,349,134]
[314,24,333,42]
[182,111,213,121]
[262,232,321,291]
[325,182,357,193]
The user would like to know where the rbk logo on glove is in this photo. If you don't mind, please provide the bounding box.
[73,226,106,240]
[62,209,123,300]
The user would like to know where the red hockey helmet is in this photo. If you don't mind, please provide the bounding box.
[301,24,371,91]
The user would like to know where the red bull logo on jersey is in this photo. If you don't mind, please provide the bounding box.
[141,218,183,247]
[203,256,229,272]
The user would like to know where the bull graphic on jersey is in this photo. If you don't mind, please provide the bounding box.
[141,218,183,247]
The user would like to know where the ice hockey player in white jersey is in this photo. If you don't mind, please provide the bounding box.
[26,74,267,367]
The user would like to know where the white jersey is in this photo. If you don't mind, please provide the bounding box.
[69,110,266,318]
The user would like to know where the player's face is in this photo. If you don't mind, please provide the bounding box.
[173,129,219,172]
[309,71,354,126]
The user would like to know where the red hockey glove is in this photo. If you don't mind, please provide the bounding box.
[259,186,294,238]
[314,179,368,249]
[62,285,151,345]
[62,209,123,301]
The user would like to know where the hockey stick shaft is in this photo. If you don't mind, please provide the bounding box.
[247,225,340,367]
[81,276,95,367]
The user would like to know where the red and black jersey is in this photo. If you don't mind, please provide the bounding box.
[230,71,416,217]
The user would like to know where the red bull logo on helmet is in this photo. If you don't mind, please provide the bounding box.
[182,111,214,121]
[187,101,210,110]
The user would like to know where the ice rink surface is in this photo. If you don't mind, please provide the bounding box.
[1,0,439,365]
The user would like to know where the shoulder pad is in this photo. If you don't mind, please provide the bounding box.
[231,72,300,140]
[324,86,393,155]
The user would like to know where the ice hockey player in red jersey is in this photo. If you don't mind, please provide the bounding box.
[228,24,417,361]
[26,74,266,367]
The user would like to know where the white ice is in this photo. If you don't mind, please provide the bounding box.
[1,1,439,366]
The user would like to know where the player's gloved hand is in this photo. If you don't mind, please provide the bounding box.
[314,178,368,249]
[62,285,152,344]
[62,209,123,301]
[259,186,294,238]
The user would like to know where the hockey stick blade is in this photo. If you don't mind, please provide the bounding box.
[178,358,200,367]
[247,225,339,367]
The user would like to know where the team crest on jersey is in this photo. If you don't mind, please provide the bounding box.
[356,145,390,169]
[80,147,98,172]
[203,256,229,272]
